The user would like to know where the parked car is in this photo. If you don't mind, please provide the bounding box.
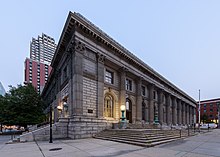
[200,123,217,129]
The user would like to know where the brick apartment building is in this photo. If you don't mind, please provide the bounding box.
[24,33,56,93]
[197,98,220,124]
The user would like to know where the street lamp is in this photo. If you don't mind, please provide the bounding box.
[120,105,126,122]
[49,105,53,143]
[198,89,201,133]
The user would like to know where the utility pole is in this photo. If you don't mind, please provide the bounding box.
[198,89,201,133]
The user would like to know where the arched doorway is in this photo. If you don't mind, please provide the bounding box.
[104,94,114,118]
[126,98,132,123]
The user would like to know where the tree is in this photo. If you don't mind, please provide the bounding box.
[0,84,46,129]
[201,114,208,123]
[0,95,7,132]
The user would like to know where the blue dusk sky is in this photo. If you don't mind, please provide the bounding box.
[0,0,219,101]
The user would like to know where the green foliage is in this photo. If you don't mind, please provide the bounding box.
[0,84,46,127]
[201,114,208,123]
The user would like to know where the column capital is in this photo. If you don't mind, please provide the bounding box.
[97,52,105,63]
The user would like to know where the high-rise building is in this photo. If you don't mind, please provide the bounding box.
[30,33,56,64]
[24,33,56,94]
[0,82,6,96]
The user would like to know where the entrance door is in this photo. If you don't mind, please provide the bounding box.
[126,98,132,123]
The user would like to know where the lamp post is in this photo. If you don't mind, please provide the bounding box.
[120,105,126,128]
[121,105,126,121]
[49,105,53,143]
[198,89,201,133]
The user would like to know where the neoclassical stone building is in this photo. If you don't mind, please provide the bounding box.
[41,12,197,139]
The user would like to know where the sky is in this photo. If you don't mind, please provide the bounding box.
[0,0,220,101]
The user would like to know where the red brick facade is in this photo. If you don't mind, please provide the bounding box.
[197,98,220,123]
[24,58,52,93]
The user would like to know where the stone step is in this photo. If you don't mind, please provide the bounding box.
[94,136,151,147]
[96,134,181,143]
[94,136,182,147]
[94,129,193,147]
[96,133,181,140]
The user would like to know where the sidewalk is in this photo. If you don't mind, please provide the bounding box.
[0,129,220,157]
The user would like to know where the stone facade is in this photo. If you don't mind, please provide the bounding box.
[40,12,197,140]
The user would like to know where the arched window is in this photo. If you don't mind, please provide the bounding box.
[104,95,114,117]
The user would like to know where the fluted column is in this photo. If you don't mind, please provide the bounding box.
[177,99,182,125]
[165,94,171,125]
[148,84,154,124]
[189,106,192,125]
[182,102,186,125]
[193,107,196,124]
[136,77,142,123]
[186,104,189,125]
[158,89,164,124]
[172,97,177,125]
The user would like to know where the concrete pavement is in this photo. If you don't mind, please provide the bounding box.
[0,129,220,157]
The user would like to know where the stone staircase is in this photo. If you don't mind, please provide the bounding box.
[93,129,195,147]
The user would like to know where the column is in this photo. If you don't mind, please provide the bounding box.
[189,106,192,125]
[193,107,196,124]
[136,77,142,123]
[144,100,149,123]
[165,94,171,125]
[182,102,186,125]
[172,97,177,125]
[158,89,164,124]
[148,84,154,124]
[186,104,189,125]
[97,53,105,117]
[177,99,182,125]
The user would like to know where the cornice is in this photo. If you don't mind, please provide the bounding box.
[48,11,196,105]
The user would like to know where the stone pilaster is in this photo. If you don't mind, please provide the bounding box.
[72,40,85,115]
[119,68,126,119]
[136,77,142,123]
[97,53,105,117]
[177,99,182,125]
[158,89,164,124]
[172,97,177,125]
[148,84,154,124]
[165,94,171,125]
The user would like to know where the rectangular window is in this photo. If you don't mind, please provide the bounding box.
[105,70,113,84]
[210,108,213,112]
[141,86,146,96]
[63,66,67,80]
[126,79,132,91]
[153,91,156,99]
[204,109,206,113]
